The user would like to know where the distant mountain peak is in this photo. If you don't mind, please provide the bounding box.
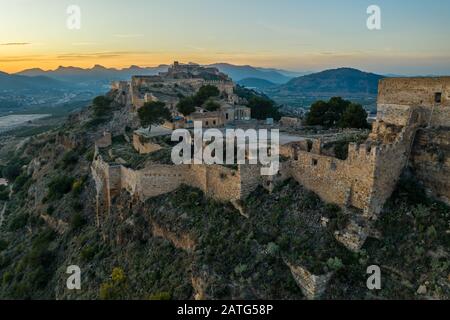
[92,64,107,70]
[266,67,384,98]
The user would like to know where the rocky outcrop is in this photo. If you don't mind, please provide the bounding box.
[151,221,196,251]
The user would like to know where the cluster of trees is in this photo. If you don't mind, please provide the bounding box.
[305,97,369,129]
[234,85,281,121]
[247,96,281,121]
[144,84,282,126]
[138,101,172,131]
[176,85,220,116]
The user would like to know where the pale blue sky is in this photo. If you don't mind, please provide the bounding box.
[1,0,449,74]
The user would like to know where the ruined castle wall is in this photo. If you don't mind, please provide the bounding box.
[367,112,419,215]
[95,132,112,148]
[288,144,376,211]
[132,133,162,154]
[184,165,207,192]
[410,129,450,204]
[239,164,263,199]
[378,78,450,127]
[369,142,410,215]
[286,262,333,300]
[91,153,123,218]
[204,165,242,201]
[108,165,122,198]
[135,165,185,200]
[119,166,138,195]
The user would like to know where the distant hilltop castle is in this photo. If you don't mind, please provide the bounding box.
[111,61,250,130]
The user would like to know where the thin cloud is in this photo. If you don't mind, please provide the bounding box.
[71,42,99,46]
[1,42,31,46]
[113,34,144,38]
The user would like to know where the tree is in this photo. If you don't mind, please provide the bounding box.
[305,100,329,126]
[339,103,369,129]
[47,176,74,200]
[92,96,112,117]
[247,96,281,121]
[306,97,350,127]
[176,97,196,116]
[204,99,220,112]
[305,97,368,129]
[2,163,21,182]
[138,101,172,131]
[194,85,220,106]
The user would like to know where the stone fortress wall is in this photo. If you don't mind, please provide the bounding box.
[410,129,450,204]
[91,146,265,215]
[279,78,450,218]
[92,77,450,242]
[377,77,450,127]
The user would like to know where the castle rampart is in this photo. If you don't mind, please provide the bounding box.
[91,148,263,216]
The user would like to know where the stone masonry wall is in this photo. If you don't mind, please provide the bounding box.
[92,149,248,216]
[285,262,333,300]
[378,77,450,127]
[132,133,162,155]
[367,111,419,216]
[410,128,450,205]
[287,144,377,212]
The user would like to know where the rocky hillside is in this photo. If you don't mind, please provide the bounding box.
[0,92,448,300]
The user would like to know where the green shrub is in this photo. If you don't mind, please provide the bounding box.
[84,149,95,162]
[70,213,86,231]
[8,213,29,231]
[47,205,55,216]
[0,239,8,252]
[47,176,74,200]
[111,267,126,284]
[325,203,341,215]
[71,201,84,212]
[2,271,13,286]
[12,173,31,193]
[266,242,280,256]
[80,245,98,261]
[334,141,349,160]
[72,179,84,195]
[2,163,21,182]
[327,257,344,271]
[149,292,171,300]
[0,189,8,201]
[99,268,127,300]
[61,151,79,169]
[92,96,113,117]
[99,282,116,300]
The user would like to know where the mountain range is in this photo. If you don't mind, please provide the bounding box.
[0,71,70,91]
[16,63,305,85]
[3,64,385,108]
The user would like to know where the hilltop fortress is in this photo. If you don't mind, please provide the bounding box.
[112,61,251,129]
[94,66,450,252]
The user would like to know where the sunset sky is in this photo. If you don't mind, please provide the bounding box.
[1,0,450,75]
